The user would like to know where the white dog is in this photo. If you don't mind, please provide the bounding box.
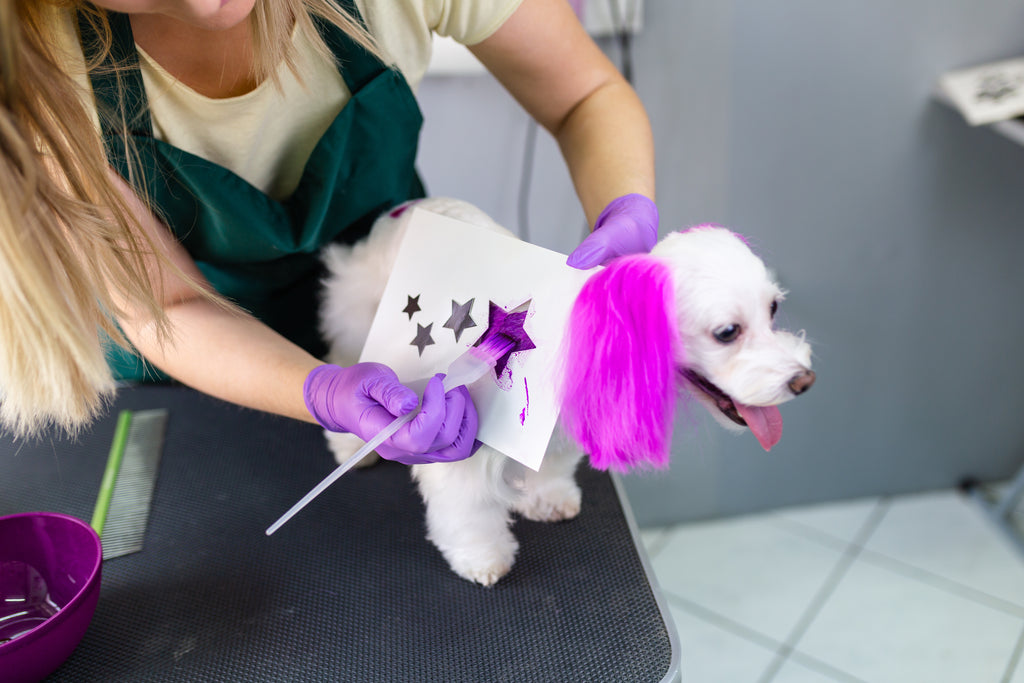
[318,197,814,586]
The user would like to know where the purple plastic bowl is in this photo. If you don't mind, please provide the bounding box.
[0,512,102,683]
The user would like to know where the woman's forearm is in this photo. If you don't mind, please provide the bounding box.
[469,0,655,227]
[121,298,322,424]
[105,170,321,424]
[553,77,656,226]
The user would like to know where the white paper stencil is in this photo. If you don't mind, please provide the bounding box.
[938,56,1024,126]
[358,207,595,471]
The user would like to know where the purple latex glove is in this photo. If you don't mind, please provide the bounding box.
[303,363,478,465]
[567,193,659,269]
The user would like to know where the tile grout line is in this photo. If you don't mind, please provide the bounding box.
[774,501,1024,620]
[662,589,869,683]
[662,591,787,653]
[782,650,871,683]
[770,515,862,552]
[756,499,891,683]
[855,547,1024,619]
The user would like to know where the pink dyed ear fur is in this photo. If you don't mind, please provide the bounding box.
[559,255,681,471]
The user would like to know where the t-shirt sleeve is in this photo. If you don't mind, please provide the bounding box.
[426,0,524,46]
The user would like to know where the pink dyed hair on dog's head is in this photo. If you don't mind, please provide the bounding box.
[559,255,682,472]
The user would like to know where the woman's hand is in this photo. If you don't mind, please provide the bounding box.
[303,363,479,465]
[567,193,659,269]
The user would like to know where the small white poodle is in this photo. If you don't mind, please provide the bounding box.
[318,197,814,586]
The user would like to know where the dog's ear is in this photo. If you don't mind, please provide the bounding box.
[559,255,681,472]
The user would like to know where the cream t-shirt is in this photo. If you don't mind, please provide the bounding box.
[53,1,521,199]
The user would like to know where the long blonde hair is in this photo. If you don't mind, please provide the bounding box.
[0,0,379,437]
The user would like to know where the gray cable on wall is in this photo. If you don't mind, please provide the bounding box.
[516,0,640,244]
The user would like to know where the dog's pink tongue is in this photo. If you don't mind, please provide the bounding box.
[735,403,783,451]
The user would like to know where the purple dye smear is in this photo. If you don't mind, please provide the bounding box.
[519,377,530,425]
[491,343,526,392]
[388,199,423,218]
[495,365,514,392]
[476,301,535,377]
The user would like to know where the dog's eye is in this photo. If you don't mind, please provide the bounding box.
[770,300,779,318]
[713,324,742,343]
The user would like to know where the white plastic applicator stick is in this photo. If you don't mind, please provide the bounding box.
[265,334,515,536]
[265,408,416,535]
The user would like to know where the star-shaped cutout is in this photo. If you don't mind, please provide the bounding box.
[479,300,536,377]
[410,322,435,356]
[443,298,477,342]
[402,295,421,320]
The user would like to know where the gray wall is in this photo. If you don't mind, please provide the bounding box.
[415,1,1024,527]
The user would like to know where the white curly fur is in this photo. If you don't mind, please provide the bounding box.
[317,198,814,586]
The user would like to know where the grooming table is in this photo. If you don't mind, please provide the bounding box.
[1,385,679,682]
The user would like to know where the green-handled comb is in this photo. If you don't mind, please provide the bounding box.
[90,409,168,560]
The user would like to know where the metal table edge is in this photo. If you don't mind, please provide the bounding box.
[609,472,682,683]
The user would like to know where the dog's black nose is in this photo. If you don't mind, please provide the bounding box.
[788,370,816,395]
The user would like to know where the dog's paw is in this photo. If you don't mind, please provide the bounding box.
[455,558,514,587]
[324,430,380,468]
[514,479,582,522]
[443,537,519,587]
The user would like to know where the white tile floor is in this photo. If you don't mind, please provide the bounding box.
[639,483,1024,683]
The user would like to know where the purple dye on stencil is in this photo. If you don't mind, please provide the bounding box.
[495,367,514,392]
[477,301,536,377]
[519,377,530,426]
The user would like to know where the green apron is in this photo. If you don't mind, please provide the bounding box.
[78,5,425,381]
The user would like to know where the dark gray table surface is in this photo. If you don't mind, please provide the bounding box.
[1,385,678,682]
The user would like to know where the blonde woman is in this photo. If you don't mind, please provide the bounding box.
[0,0,656,464]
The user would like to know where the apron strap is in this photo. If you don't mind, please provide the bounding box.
[313,0,389,94]
[76,11,153,139]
